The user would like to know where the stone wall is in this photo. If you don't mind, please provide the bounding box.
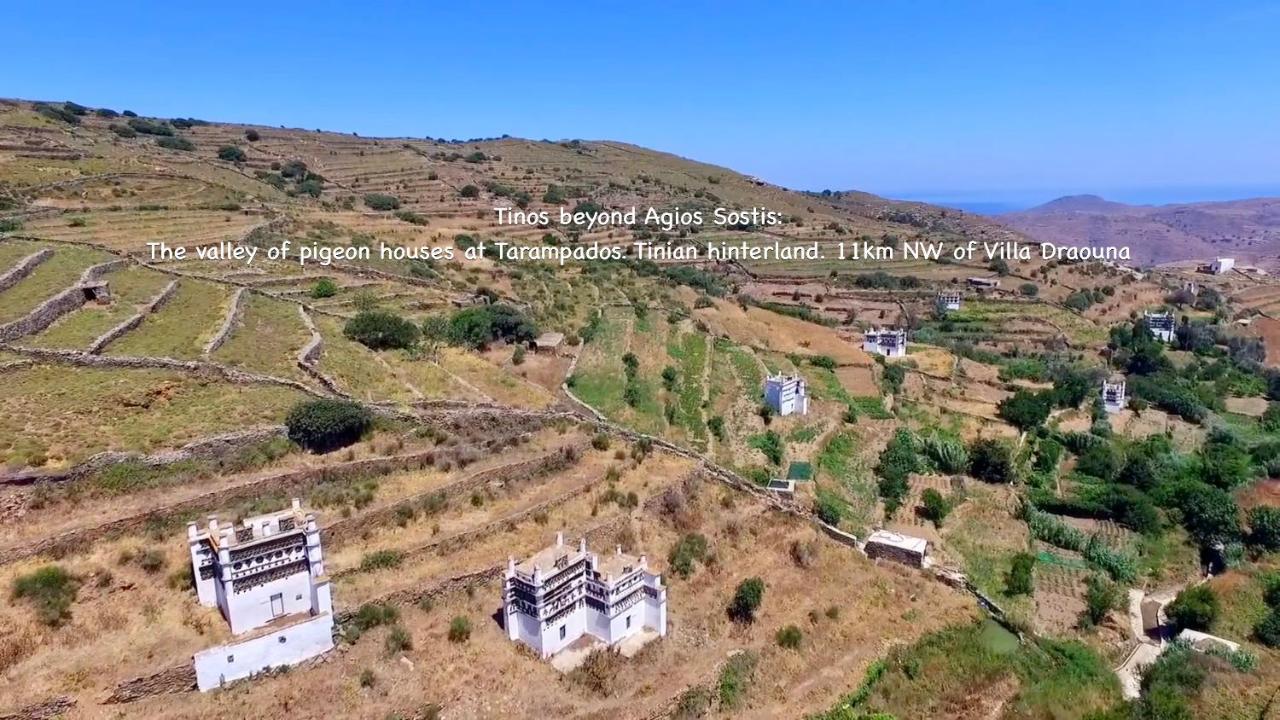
[322,444,582,546]
[0,258,128,342]
[203,286,247,355]
[0,248,52,293]
[104,664,197,704]
[86,278,179,354]
[0,696,74,720]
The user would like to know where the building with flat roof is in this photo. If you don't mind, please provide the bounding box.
[1211,257,1235,274]
[864,530,929,568]
[863,328,907,358]
[763,374,808,416]
[504,533,667,659]
[186,499,335,691]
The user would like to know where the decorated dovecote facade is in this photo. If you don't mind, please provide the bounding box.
[763,374,809,416]
[1102,377,1127,414]
[1144,311,1175,343]
[936,291,962,312]
[504,533,667,659]
[863,328,907,358]
[187,499,335,691]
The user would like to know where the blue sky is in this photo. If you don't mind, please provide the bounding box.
[4,1,1279,207]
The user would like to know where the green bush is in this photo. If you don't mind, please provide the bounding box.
[448,616,472,643]
[1082,575,1121,626]
[776,624,803,649]
[447,304,537,349]
[668,533,708,578]
[217,145,247,162]
[1006,552,1036,595]
[310,278,339,299]
[1248,506,1280,550]
[156,136,195,152]
[968,438,1015,483]
[108,123,137,138]
[385,625,413,654]
[127,118,171,136]
[285,399,372,453]
[997,389,1053,430]
[1166,585,1218,631]
[459,185,480,199]
[717,651,758,709]
[360,550,404,572]
[245,129,260,141]
[815,494,843,525]
[363,193,401,211]
[749,430,784,466]
[11,565,79,626]
[729,577,765,623]
[919,488,951,526]
[344,310,421,350]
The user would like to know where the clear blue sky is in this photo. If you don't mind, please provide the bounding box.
[5,1,1279,207]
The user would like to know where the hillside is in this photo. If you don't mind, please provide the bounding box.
[998,193,1280,267]
[3,98,1280,720]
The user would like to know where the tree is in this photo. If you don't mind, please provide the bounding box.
[1198,435,1254,489]
[997,389,1053,431]
[875,430,918,514]
[1165,585,1219,631]
[969,438,1015,483]
[344,310,420,350]
[920,488,951,526]
[1248,506,1280,551]
[729,577,765,623]
[217,145,246,162]
[285,399,372,453]
[1176,482,1241,546]
[661,365,678,392]
[447,304,537,349]
[1082,575,1121,626]
[1007,552,1036,595]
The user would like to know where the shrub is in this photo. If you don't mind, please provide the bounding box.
[448,616,472,643]
[245,129,260,141]
[668,533,708,578]
[385,625,413,654]
[459,184,480,198]
[448,304,537,349]
[344,310,420,350]
[1019,282,1039,297]
[363,193,401,211]
[1007,552,1036,595]
[749,430,784,466]
[717,651,758,709]
[673,687,712,720]
[1255,609,1280,647]
[922,434,968,473]
[310,278,339,299]
[137,549,166,573]
[217,145,247,162]
[156,136,195,152]
[512,345,526,365]
[108,123,137,138]
[11,565,79,627]
[776,625,803,649]
[1082,575,1121,626]
[1166,585,1218,631]
[997,389,1053,430]
[729,577,765,623]
[1248,506,1280,550]
[359,668,376,688]
[285,399,372,453]
[360,550,404,572]
[968,438,1015,483]
[919,488,951,526]
[591,433,611,451]
[815,494,843,525]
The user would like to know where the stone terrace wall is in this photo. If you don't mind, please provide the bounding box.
[103,665,197,704]
[0,696,75,720]
[0,258,128,342]
[86,278,179,354]
[203,286,247,355]
[0,248,52,293]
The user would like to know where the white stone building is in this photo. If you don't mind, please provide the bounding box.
[187,499,335,691]
[763,374,808,416]
[1143,311,1176,343]
[863,328,907,358]
[504,533,667,659]
[936,291,962,312]
[1102,377,1127,414]
[864,530,929,568]
[1212,257,1235,274]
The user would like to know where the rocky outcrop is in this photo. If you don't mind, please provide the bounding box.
[203,286,247,356]
[86,278,179,354]
[0,258,128,342]
[0,248,52,293]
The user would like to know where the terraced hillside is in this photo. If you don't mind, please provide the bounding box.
[4,98,1280,720]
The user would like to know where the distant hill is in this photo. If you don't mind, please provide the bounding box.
[996,194,1280,266]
